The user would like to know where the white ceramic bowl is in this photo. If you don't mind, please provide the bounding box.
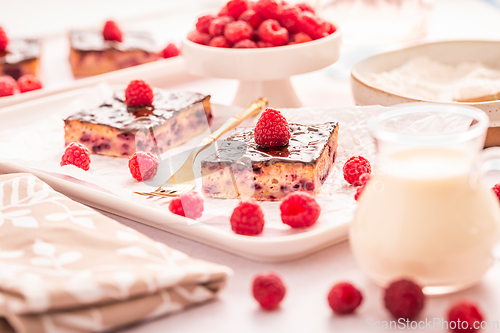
[350,40,500,146]
[182,30,342,108]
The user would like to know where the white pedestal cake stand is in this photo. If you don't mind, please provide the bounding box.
[182,29,342,108]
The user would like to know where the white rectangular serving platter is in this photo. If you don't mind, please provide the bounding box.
[0,57,191,109]
[0,86,380,262]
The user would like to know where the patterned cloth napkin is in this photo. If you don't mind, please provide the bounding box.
[0,173,232,333]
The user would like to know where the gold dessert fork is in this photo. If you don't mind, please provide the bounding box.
[135,97,268,198]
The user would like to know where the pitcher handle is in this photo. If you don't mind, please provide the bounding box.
[472,147,500,187]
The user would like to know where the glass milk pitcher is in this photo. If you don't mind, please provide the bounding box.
[350,104,500,295]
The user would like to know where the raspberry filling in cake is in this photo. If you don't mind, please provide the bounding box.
[201,122,339,201]
[0,38,40,80]
[64,89,212,157]
[68,30,158,76]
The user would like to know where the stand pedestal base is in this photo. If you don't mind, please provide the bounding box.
[233,78,302,108]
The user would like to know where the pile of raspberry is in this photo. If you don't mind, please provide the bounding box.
[188,0,336,49]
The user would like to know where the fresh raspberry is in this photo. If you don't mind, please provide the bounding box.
[327,282,363,314]
[291,32,312,44]
[354,173,371,201]
[257,40,274,48]
[60,142,91,171]
[195,15,215,34]
[254,0,282,19]
[492,183,500,203]
[258,19,288,46]
[224,21,253,44]
[448,300,484,333]
[187,30,212,45]
[17,74,42,93]
[160,43,179,59]
[322,21,337,35]
[102,20,123,42]
[0,75,16,97]
[169,191,204,219]
[279,5,302,33]
[300,11,325,39]
[254,107,291,147]
[208,36,233,48]
[384,279,425,320]
[358,172,371,185]
[0,26,8,52]
[280,192,320,228]
[234,39,257,48]
[296,2,315,13]
[239,9,265,29]
[230,199,265,235]
[209,16,235,37]
[343,156,371,186]
[226,0,250,19]
[125,80,154,107]
[128,151,158,181]
[252,272,286,309]
[354,186,364,201]
[218,5,229,17]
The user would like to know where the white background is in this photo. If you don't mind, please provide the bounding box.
[2,0,500,332]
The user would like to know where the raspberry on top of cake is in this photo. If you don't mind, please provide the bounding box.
[69,20,158,77]
[0,26,40,80]
[64,80,212,157]
[201,108,339,201]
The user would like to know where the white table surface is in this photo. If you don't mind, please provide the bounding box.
[3,0,500,332]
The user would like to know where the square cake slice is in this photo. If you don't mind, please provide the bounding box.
[64,89,212,157]
[201,122,339,201]
[69,30,158,77]
[0,38,40,80]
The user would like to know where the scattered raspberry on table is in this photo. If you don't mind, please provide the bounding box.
[343,156,371,186]
[254,107,291,147]
[17,74,42,93]
[230,199,265,235]
[169,191,205,219]
[124,79,154,107]
[60,142,91,171]
[447,300,484,333]
[128,151,159,181]
[327,282,363,314]
[0,26,8,52]
[354,173,371,201]
[280,192,320,228]
[252,272,286,309]
[0,75,17,97]
[102,20,123,42]
[492,183,500,203]
[384,279,425,320]
[160,43,179,59]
